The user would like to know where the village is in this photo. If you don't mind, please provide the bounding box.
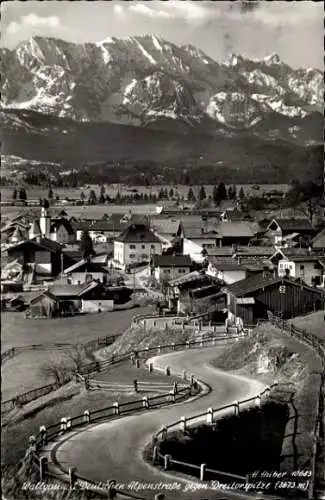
[1,196,325,323]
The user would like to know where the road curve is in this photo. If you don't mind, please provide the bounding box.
[51,344,270,500]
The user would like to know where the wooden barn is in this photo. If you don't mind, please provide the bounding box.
[224,270,324,325]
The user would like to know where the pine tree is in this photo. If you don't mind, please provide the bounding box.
[158,188,164,200]
[239,187,245,199]
[217,182,227,200]
[199,185,206,201]
[18,188,27,201]
[232,184,237,200]
[228,186,233,200]
[80,191,85,202]
[88,190,97,205]
[79,230,95,259]
[169,188,174,198]
[12,189,17,200]
[187,187,195,201]
[212,185,219,206]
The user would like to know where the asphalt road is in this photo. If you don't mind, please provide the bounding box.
[51,344,272,500]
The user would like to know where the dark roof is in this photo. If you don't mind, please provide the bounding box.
[311,228,325,249]
[115,224,161,243]
[225,210,253,221]
[64,259,109,274]
[50,218,75,235]
[191,284,221,299]
[271,248,324,262]
[217,222,260,238]
[208,258,247,271]
[7,237,63,254]
[225,272,324,297]
[152,254,192,268]
[272,218,313,232]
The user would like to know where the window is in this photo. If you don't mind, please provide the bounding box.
[151,244,155,249]
[141,244,145,249]
[129,254,136,259]
[178,269,182,273]
[129,245,136,249]
[141,254,148,260]
[300,265,305,270]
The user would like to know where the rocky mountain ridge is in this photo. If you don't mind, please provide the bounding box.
[1,35,323,144]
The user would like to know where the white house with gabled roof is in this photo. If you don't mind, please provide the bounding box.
[113,223,162,268]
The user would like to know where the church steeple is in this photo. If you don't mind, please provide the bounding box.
[39,199,51,238]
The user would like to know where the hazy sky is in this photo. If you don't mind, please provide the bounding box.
[1,1,323,69]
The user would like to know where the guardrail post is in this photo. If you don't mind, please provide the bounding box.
[171,342,175,351]
[108,480,117,499]
[133,379,138,393]
[60,418,67,432]
[206,408,213,425]
[29,435,36,450]
[152,445,158,464]
[164,454,171,470]
[69,467,77,488]
[161,426,167,440]
[113,402,119,415]
[180,416,187,433]
[234,401,239,416]
[256,395,261,408]
[84,410,90,424]
[265,386,271,400]
[157,345,161,354]
[165,366,170,376]
[39,456,48,481]
[148,362,153,373]
[200,463,206,481]
[145,346,149,356]
[39,425,47,446]
[142,396,149,409]
[154,493,165,500]
[186,340,190,349]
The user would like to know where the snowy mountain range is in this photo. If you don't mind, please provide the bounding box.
[1,35,323,144]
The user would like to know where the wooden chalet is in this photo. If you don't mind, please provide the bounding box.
[223,270,324,325]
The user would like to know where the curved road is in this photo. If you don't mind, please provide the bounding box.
[51,344,272,500]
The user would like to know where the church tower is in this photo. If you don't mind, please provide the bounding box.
[40,205,51,238]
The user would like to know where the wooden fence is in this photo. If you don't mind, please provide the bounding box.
[151,383,278,485]
[268,311,325,500]
[1,334,120,414]
[27,384,196,500]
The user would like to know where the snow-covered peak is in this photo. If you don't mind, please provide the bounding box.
[224,53,242,67]
[97,37,114,45]
[263,53,281,65]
